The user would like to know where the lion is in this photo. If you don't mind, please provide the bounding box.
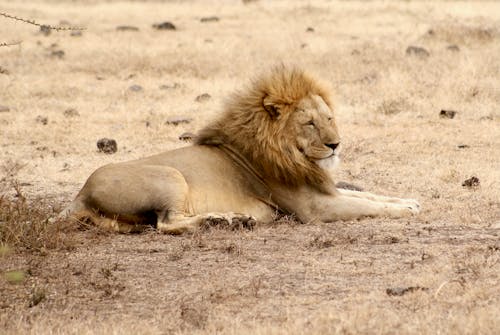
[60,66,420,234]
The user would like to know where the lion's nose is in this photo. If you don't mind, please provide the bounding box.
[325,142,340,151]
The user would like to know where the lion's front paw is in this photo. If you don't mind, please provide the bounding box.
[404,199,421,214]
[386,201,420,218]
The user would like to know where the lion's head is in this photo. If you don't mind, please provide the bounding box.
[196,65,341,193]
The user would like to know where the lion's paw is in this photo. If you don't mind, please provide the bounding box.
[230,215,256,231]
[202,213,256,231]
[386,202,420,218]
[404,199,421,214]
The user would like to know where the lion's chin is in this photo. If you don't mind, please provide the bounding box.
[316,154,340,175]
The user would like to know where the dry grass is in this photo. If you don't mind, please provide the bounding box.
[1,0,500,334]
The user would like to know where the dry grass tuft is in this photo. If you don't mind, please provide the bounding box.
[0,183,77,253]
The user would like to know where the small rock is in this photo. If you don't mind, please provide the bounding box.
[116,25,139,31]
[0,105,10,113]
[447,45,460,52]
[40,25,51,36]
[63,108,80,117]
[159,83,180,90]
[440,109,457,119]
[129,84,143,92]
[35,115,48,125]
[204,39,213,43]
[153,22,176,30]
[0,67,9,75]
[50,50,65,58]
[97,138,118,154]
[462,176,480,188]
[166,117,192,126]
[195,93,211,102]
[301,43,308,49]
[457,144,469,149]
[406,46,430,57]
[200,16,219,23]
[70,31,82,37]
[386,286,428,296]
[336,181,363,192]
[179,132,196,141]
[306,27,315,32]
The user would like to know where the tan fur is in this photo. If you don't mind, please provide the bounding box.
[61,66,420,234]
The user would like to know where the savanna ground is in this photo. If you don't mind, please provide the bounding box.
[1,0,500,333]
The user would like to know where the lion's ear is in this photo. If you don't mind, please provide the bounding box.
[263,95,280,119]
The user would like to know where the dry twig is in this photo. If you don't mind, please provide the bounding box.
[0,12,85,31]
[1,11,85,46]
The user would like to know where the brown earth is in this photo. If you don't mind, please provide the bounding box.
[1,0,500,334]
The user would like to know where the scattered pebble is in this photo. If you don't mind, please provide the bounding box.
[406,46,430,57]
[35,115,48,125]
[159,83,180,90]
[50,50,65,59]
[386,286,428,296]
[306,27,315,32]
[0,67,9,75]
[97,138,118,154]
[129,84,143,92]
[116,25,139,31]
[70,31,82,37]
[195,93,211,102]
[462,176,480,188]
[457,144,470,149]
[200,16,219,23]
[0,105,10,113]
[63,108,80,117]
[153,22,176,30]
[179,132,196,141]
[440,109,457,119]
[336,181,363,192]
[447,45,460,52]
[166,117,192,126]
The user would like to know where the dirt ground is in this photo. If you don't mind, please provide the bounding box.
[1,0,500,334]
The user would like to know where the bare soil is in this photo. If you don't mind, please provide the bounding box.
[1,1,500,334]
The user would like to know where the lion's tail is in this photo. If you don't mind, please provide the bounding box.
[56,197,146,233]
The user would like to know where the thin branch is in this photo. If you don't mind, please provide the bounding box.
[0,12,85,31]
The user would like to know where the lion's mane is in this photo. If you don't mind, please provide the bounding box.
[196,65,335,192]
